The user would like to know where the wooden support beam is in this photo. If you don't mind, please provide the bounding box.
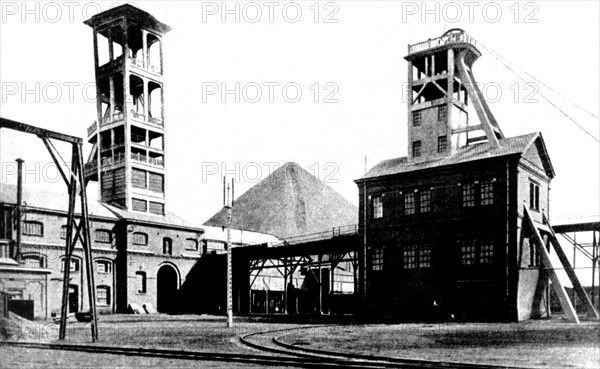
[1,117,82,144]
[523,207,579,323]
[543,215,599,319]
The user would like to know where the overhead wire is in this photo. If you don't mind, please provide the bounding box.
[480,43,600,144]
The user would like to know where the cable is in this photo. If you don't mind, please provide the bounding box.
[481,43,600,121]
[480,43,600,143]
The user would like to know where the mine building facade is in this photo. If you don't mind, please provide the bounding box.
[356,29,556,322]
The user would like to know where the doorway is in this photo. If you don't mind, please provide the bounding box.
[157,264,178,313]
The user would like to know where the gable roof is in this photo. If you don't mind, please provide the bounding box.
[358,132,555,181]
[0,183,202,232]
[204,162,358,239]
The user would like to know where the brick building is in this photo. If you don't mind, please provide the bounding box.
[356,29,556,322]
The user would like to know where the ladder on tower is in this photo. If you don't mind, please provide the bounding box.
[522,206,599,323]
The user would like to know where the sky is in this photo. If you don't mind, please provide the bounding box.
[1,0,599,230]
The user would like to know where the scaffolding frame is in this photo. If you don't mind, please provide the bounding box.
[0,117,98,341]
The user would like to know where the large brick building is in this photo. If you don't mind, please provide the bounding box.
[0,183,204,318]
[356,29,556,322]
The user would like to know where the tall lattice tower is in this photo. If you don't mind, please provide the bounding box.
[405,28,504,163]
[84,5,170,215]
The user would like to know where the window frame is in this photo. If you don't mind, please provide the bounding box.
[22,221,43,237]
[371,247,384,271]
[132,232,148,246]
[185,238,199,251]
[529,181,540,211]
[96,285,110,306]
[412,110,422,126]
[162,237,172,255]
[438,105,447,122]
[94,229,112,243]
[412,140,422,158]
[96,260,111,274]
[136,271,147,294]
[372,195,383,219]
[437,135,447,153]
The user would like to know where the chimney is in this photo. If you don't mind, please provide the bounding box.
[15,158,24,261]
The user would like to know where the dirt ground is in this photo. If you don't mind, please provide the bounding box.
[280,319,600,368]
[1,314,599,368]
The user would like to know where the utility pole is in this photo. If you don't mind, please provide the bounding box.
[224,176,234,328]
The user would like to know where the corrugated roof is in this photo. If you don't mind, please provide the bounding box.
[204,162,358,239]
[359,132,551,180]
[0,183,202,231]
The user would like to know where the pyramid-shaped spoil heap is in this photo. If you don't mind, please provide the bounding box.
[204,162,357,239]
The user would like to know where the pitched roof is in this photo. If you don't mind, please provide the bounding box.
[358,132,554,181]
[0,183,202,231]
[204,162,358,239]
[0,183,117,219]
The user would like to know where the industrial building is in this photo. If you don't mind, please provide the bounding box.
[356,29,596,322]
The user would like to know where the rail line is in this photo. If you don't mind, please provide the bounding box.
[1,325,539,369]
[239,325,540,369]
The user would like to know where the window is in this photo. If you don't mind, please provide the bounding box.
[133,232,148,245]
[96,260,111,274]
[481,180,494,205]
[132,198,148,212]
[404,192,415,215]
[529,238,539,267]
[132,168,147,189]
[148,172,164,193]
[372,196,383,219]
[438,105,447,121]
[418,243,432,268]
[95,229,112,243]
[136,271,146,293]
[461,240,477,265]
[60,225,68,239]
[529,181,540,211]
[185,238,198,251]
[480,241,494,264]
[412,141,422,157]
[97,286,110,306]
[403,243,431,269]
[163,237,172,255]
[437,136,447,153]
[23,255,43,268]
[23,221,43,237]
[419,189,431,213]
[0,207,13,239]
[371,247,384,271]
[403,244,417,269]
[149,201,165,215]
[61,258,80,272]
[412,110,422,126]
[462,183,476,207]
[461,239,494,266]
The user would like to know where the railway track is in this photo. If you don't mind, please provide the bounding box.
[239,326,539,369]
[1,325,538,369]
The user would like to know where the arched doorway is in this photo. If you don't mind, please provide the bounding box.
[157,264,179,313]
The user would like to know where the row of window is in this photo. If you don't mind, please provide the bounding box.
[133,233,198,253]
[16,222,199,252]
[371,239,494,271]
[371,180,494,219]
[412,105,447,127]
[372,189,432,219]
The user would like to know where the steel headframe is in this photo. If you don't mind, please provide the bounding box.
[0,117,99,342]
